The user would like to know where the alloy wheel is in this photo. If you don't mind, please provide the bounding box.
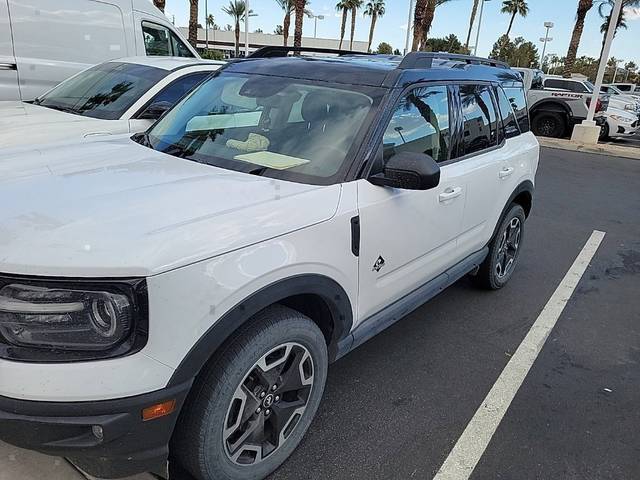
[223,342,314,466]
[495,217,521,279]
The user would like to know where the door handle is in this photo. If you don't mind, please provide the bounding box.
[0,63,17,71]
[438,186,462,203]
[499,167,515,179]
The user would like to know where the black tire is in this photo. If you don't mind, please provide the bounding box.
[599,121,610,141]
[172,305,328,480]
[531,111,566,138]
[474,203,526,290]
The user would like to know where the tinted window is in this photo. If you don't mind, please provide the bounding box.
[382,85,450,163]
[459,84,498,155]
[545,79,567,90]
[143,22,194,57]
[145,73,381,184]
[568,81,588,93]
[35,62,168,120]
[531,70,544,90]
[615,84,632,92]
[152,73,209,107]
[496,86,520,139]
[502,82,530,133]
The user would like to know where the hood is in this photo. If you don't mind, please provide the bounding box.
[0,138,341,277]
[0,102,126,148]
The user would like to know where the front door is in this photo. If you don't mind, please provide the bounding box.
[356,84,466,322]
[0,0,20,101]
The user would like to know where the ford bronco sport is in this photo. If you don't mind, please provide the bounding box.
[0,47,538,480]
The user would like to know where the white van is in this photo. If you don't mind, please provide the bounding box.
[0,0,198,101]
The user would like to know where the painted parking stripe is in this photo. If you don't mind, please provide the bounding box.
[433,230,606,480]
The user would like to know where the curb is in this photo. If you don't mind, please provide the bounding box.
[537,137,640,160]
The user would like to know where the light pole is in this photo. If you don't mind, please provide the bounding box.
[612,58,622,82]
[473,0,491,56]
[244,0,249,57]
[540,21,553,72]
[204,0,209,51]
[309,14,325,38]
[404,0,415,55]
[571,0,623,144]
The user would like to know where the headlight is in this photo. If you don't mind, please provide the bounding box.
[624,104,635,111]
[610,115,633,124]
[0,278,147,362]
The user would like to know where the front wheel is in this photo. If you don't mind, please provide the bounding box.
[173,305,328,480]
[474,203,526,290]
[598,121,610,141]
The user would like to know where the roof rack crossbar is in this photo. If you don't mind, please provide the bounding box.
[249,46,370,58]
[399,52,509,70]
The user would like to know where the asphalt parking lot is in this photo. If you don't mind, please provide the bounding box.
[2,146,639,480]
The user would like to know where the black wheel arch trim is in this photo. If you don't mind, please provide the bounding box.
[490,180,534,243]
[530,99,572,117]
[167,274,354,387]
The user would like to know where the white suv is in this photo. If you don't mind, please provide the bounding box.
[0,48,539,480]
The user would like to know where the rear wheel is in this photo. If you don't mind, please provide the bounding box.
[173,306,328,480]
[531,112,566,138]
[474,203,526,290]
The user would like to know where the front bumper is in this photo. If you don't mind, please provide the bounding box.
[0,380,192,479]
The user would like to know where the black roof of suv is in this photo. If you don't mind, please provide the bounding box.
[226,47,522,88]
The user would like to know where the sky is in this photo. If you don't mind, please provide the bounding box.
[162,0,640,69]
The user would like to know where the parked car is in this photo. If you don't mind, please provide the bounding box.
[0,0,198,102]
[0,57,223,149]
[514,68,608,138]
[609,82,640,96]
[0,48,538,480]
[600,106,640,140]
[600,84,640,111]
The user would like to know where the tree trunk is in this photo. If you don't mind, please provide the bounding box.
[293,0,305,48]
[367,14,377,52]
[153,0,165,13]
[339,9,347,50]
[234,19,240,57]
[465,0,479,49]
[412,0,428,51]
[349,6,357,50]
[421,0,436,50]
[283,11,291,46]
[188,0,198,49]
[505,11,516,37]
[563,0,593,77]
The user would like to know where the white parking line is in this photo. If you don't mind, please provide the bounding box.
[433,230,606,480]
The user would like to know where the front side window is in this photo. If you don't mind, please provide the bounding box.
[143,73,383,184]
[496,86,520,139]
[34,62,168,120]
[143,22,194,57]
[382,85,450,163]
[459,84,498,155]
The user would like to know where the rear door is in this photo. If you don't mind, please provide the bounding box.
[0,0,20,100]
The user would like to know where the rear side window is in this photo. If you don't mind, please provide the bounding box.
[502,82,530,133]
[459,84,498,155]
[142,22,194,57]
[544,79,566,90]
[496,86,520,139]
[382,85,451,163]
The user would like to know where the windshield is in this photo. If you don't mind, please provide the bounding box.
[144,72,382,184]
[35,62,168,120]
[583,81,595,93]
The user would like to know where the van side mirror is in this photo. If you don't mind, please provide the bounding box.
[138,100,172,120]
[369,151,440,190]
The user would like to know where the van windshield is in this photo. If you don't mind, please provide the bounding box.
[142,72,384,185]
[34,62,168,120]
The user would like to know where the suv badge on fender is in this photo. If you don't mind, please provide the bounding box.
[372,256,386,272]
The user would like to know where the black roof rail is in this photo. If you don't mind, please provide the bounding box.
[249,46,369,58]
[399,52,509,70]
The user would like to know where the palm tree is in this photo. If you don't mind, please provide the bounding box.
[563,0,593,78]
[222,0,253,57]
[336,0,351,50]
[276,1,311,47]
[188,0,199,49]
[293,0,307,48]
[153,0,165,12]
[364,1,385,52]
[597,0,639,58]
[501,0,529,38]
[465,0,480,50]
[349,0,364,50]
[412,0,452,51]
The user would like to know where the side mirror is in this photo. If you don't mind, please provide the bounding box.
[138,101,172,120]
[369,151,440,190]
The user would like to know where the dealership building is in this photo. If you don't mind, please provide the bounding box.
[178,28,369,57]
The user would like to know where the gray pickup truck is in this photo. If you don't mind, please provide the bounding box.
[514,68,608,138]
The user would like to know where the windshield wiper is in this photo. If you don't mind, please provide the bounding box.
[41,104,81,115]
